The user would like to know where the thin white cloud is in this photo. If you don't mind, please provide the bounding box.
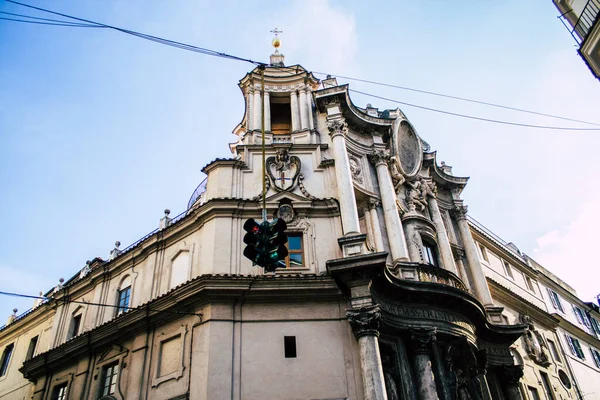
[276,0,359,74]
[533,199,600,302]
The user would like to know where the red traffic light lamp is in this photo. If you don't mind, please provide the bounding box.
[243,218,288,272]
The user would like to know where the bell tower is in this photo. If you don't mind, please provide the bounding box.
[231,31,320,150]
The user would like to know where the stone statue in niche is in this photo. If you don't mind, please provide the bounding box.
[349,156,363,184]
[388,156,405,194]
[446,338,484,400]
[266,148,301,192]
[406,177,436,212]
[380,347,400,400]
[519,314,551,367]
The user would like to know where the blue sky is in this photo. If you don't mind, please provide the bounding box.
[1,0,599,319]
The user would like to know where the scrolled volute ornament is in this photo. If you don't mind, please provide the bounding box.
[326,119,348,137]
[346,305,381,339]
[368,148,391,167]
[451,204,469,221]
[411,328,436,355]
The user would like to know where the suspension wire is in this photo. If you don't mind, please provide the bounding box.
[5,0,264,66]
[0,16,101,27]
[260,65,267,221]
[348,88,600,131]
[311,71,600,127]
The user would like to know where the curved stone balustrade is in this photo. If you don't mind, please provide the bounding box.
[397,263,468,292]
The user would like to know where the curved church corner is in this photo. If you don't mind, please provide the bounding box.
[1,48,595,400]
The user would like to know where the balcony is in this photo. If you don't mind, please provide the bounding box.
[574,0,600,43]
[397,263,469,292]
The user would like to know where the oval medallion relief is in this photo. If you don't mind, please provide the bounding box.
[393,120,421,178]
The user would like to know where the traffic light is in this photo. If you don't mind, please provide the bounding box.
[243,218,288,272]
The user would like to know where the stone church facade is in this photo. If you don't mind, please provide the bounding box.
[1,51,599,400]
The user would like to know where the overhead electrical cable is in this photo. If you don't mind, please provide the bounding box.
[0,10,102,26]
[0,290,202,317]
[348,89,600,131]
[312,72,600,127]
[6,0,599,131]
[0,16,101,27]
[6,0,264,66]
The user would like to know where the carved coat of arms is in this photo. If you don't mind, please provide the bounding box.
[266,148,301,191]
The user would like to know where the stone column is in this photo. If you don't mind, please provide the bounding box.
[263,91,271,132]
[431,343,451,400]
[452,205,494,307]
[347,305,388,400]
[410,329,439,400]
[368,199,385,252]
[453,250,471,291]
[299,89,309,130]
[427,197,458,275]
[403,221,422,263]
[411,329,439,400]
[475,350,493,400]
[369,149,409,262]
[306,90,314,130]
[290,91,300,132]
[247,88,255,131]
[500,366,524,400]
[327,119,361,235]
[253,89,262,131]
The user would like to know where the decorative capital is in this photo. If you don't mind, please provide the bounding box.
[326,119,348,138]
[411,328,436,354]
[368,148,390,167]
[500,365,524,385]
[347,305,381,339]
[368,198,381,210]
[451,204,468,221]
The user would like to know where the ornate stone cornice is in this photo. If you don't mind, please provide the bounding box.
[326,119,348,139]
[368,149,390,167]
[410,328,436,355]
[347,305,381,339]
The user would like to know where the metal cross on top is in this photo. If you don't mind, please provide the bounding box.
[270,28,282,37]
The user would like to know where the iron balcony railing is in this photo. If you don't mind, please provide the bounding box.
[573,0,600,44]
[187,177,207,210]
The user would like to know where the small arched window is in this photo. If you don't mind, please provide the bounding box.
[116,276,132,316]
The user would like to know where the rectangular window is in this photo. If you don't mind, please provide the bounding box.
[548,339,561,363]
[591,348,600,368]
[527,386,541,400]
[68,314,82,339]
[573,306,586,326]
[284,336,297,358]
[565,335,585,360]
[285,233,303,268]
[26,335,38,361]
[51,383,67,400]
[478,244,489,262]
[525,276,536,293]
[592,318,600,338]
[116,286,131,316]
[0,343,14,376]
[547,289,564,313]
[422,242,439,267]
[101,362,119,396]
[540,372,555,400]
[502,261,514,279]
